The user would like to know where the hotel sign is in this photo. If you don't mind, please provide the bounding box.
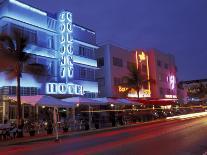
[45,11,83,95]
[46,83,83,95]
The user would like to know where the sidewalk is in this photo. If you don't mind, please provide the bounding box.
[0,119,165,147]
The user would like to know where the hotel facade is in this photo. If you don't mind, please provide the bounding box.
[96,44,178,99]
[0,0,99,98]
[0,0,99,122]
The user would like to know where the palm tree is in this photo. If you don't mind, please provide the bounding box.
[0,30,46,134]
[122,64,153,98]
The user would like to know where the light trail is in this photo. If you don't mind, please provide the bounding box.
[166,111,207,120]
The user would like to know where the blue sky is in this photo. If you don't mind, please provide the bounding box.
[21,0,207,81]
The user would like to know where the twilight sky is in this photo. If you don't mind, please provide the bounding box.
[21,0,207,81]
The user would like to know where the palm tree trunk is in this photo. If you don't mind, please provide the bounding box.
[137,87,140,99]
[16,74,22,126]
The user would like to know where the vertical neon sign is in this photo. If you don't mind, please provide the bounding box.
[45,11,83,95]
[59,11,73,81]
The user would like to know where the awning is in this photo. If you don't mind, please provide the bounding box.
[62,97,104,106]
[9,95,72,108]
[92,97,120,104]
[116,99,142,105]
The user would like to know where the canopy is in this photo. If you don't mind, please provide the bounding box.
[116,98,142,105]
[62,97,104,106]
[92,97,120,104]
[9,95,72,108]
[128,98,177,106]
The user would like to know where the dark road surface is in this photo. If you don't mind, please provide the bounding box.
[1,116,207,155]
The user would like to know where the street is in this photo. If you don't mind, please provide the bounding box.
[1,116,207,155]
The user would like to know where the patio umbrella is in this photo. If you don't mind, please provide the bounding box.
[9,95,72,108]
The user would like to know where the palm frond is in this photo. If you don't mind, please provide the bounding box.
[0,34,15,50]
[24,63,48,82]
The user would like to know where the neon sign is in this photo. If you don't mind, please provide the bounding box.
[135,51,151,98]
[138,52,146,62]
[169,75,176,90]
[165,95,177,99]
[46,83,83,95]
[118,86,128,92]
[45,11,83,95]
[59,11,74,79]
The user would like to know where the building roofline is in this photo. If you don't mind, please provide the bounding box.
[179,79,207,84]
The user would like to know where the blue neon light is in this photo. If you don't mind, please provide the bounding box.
[58,11,74,79]
[9,0,47,16]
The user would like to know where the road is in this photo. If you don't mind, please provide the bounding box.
[1,116,207,155]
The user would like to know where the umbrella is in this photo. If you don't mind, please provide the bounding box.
[9,95,72,108]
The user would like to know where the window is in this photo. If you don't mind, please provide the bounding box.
[157,60,162,67]
[11,24,37,44]
[78,46,94,59]
[97,57,104,67]
[48,36,54,49]
[97,78,105,86]
[87,69,94,80]
[79,67,86,78]
[113,57,123,67]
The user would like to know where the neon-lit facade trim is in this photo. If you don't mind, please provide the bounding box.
[135,51,139,70]
[58,11,74,80]
[73,55,97,67]
[0,0,98,97]
[73,40,99,49]
[134,51,151,98]
[9,0,47,16]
